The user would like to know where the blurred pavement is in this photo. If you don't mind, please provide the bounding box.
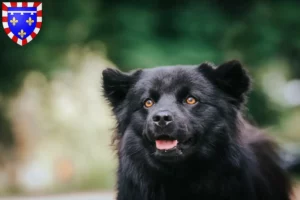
[1,192,114,200]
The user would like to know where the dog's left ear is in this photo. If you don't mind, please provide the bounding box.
[102,68,141,108]
[199,60,251,103]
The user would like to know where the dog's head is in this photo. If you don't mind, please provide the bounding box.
[102,60,251,166]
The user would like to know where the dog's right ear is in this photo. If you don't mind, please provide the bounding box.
[102,68,141,108]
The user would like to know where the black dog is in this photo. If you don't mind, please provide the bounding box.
[102,60,292,200]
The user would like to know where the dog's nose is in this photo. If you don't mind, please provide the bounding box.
[152,111,173,127]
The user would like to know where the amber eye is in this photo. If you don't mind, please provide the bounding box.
[186,96,197,105]
[144,99,154,108]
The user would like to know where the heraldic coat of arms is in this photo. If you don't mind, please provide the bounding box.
[2,2,42,46]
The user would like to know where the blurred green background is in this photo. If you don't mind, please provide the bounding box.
[0,0,300,196]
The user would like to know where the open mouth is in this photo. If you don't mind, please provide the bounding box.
[153,135,195,162]
[154,135,195,151]
[155,135,178,150]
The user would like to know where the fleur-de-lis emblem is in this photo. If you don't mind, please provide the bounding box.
[18,29,26,38]
[26,17,34,26]
[2,2,43,46]
[10,17,18,26]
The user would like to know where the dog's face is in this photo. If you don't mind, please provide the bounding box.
[102,61,250,167]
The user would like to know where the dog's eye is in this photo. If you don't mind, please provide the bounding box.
[144,99,154,108]
[185,96,197,105]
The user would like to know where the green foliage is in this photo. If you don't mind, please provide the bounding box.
[0,1,299,193]
[1,0,300,125]
[0,104,14,148]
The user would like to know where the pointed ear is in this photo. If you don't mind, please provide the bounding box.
[102,68,141,108]
[199,60,251,103]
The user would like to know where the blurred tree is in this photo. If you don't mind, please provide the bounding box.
[91,0,300,125]
[1,0,300,148]
[0,105,14,148]
[0,0,101,95]
[0,0,101,147]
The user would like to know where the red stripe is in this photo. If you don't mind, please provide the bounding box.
[2,3,7,11]
[11,2,17,7]
[36,22,42,28]
[33,2,41,7]
[4,28,10,34]
[2,17,8,22]
[22,39,28,46]
[37,10,42,17]
[12,36,18,42]
[22,2,28,7]
[31,32,37,38]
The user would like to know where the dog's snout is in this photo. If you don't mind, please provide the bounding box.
[152,111,173,127]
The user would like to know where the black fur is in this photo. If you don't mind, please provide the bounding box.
[102,60,292,200]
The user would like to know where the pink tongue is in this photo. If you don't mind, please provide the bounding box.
[155,140,178,150]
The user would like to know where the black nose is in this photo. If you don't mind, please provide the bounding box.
[152,111,173,127]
